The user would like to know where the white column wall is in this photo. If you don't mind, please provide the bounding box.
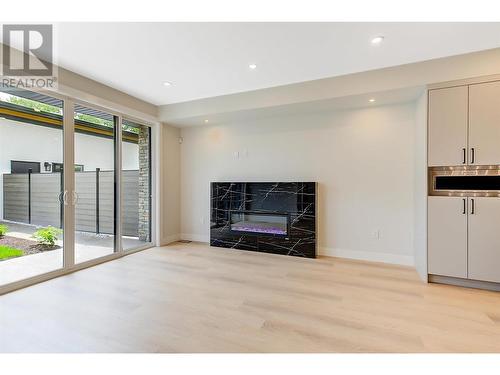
[414,92,428,281]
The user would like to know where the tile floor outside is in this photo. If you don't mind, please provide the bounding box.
[0,221,144,285]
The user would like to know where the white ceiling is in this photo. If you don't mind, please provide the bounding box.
[52,23,500,105]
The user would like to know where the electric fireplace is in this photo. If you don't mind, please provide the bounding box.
[230,211,289,236]
[210,182,317,258]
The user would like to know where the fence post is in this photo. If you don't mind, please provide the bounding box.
[96,168,100,234]
[28,168,32,224]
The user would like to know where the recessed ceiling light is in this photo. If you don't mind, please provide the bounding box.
[371,36,384,45]
[369,98,376,103]
[163,81,172,87]
[248,64,257,70]
[204,119,209,123]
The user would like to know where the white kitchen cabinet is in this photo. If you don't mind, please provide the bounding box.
[428,86,468,167]
[428,196,468,278]
[469,81,500,166]
[427,77,500,286]
[467,197,500,283]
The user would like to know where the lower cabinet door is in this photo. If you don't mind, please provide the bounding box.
[468,197,500,283]
[428,196,468,278]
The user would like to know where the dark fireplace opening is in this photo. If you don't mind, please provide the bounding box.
[230,211,289,236]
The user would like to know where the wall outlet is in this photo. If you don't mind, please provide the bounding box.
[233,151,240,159]
[371,229,381,240]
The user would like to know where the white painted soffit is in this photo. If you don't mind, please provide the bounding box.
[169,86,425,127]
[159,48,500,125]
[56,67,158,122]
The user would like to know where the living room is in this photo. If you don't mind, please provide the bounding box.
[1,2,500,374]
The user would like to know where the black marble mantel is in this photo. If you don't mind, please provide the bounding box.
[210,182,317,258]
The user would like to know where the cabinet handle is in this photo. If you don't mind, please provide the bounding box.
[470,198,475,215]
[462,198,466,214]
[462,148,466,164]
[471,148,475,164]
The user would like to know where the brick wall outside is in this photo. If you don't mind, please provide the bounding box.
[138,126,150,241]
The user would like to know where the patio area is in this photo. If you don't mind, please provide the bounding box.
[0,221,144,285]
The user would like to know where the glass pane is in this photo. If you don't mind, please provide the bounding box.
[230,211,288,236]
[74,104,116,263]
[122,120,151,250]
[0,86,64,285]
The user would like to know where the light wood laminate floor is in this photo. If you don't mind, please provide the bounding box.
[1,242,500,352]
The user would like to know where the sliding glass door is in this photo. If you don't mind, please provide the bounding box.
[0,89,154,292]
[73,104,118,264]
[122,119,151,251]
[0,86,65,285]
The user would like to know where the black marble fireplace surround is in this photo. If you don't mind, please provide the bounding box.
[210,182,317,258]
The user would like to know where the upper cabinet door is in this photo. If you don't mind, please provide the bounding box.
[428,86,469,167]
[469,81,500,166]
[468,197,500,283]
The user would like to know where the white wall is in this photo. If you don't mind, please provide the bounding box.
[179,102,417,265]
[159,123,181,245]
[0,118,139,219]
[414,92,428,280]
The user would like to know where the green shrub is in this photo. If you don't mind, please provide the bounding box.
[32,226,63,247]
[0,224,8,237]
[0,245,23,260]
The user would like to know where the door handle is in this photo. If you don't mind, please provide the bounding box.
[471,148,475,164]
[462,148,466,164]
[470,198,475,215]
[462,198,466,214]
[72,191,79,205]
[62,190,68,206]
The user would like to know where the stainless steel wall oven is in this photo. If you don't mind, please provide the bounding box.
[429,166,500,197]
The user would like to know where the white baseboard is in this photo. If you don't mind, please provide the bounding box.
[320,247,415,267]
[166,234,414,267]
[180,233,210,243]
[160,234,181,246]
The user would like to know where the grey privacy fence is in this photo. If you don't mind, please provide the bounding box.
[2,170,140,237]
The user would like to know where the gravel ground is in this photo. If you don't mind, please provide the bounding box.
[0,235,60,260]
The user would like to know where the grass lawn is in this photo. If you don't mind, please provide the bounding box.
[0,245,24,260]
